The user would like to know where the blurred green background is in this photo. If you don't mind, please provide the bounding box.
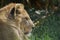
[0,0,60,40]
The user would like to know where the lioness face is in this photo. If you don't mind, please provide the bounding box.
[10,4,35,36]
[20,14,34,36]
[0,3,34,40]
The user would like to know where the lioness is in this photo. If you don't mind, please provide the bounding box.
[0,3,34,40]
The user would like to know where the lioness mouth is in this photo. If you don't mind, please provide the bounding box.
[24,32,29,34]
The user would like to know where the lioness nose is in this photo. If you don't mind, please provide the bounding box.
[29,20,35,27]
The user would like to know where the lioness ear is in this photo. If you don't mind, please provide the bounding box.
[8,7,15,19]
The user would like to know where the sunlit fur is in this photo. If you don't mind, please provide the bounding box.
[0,3,34,40]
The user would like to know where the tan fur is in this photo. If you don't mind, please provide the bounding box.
[0,3,16,22]
[0,3,34,40]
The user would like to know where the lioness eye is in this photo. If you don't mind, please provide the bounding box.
[25,17,29,20]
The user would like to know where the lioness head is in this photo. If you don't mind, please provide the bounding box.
[8,3,35,36]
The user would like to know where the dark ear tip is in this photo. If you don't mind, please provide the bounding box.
[10,7,15,15]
